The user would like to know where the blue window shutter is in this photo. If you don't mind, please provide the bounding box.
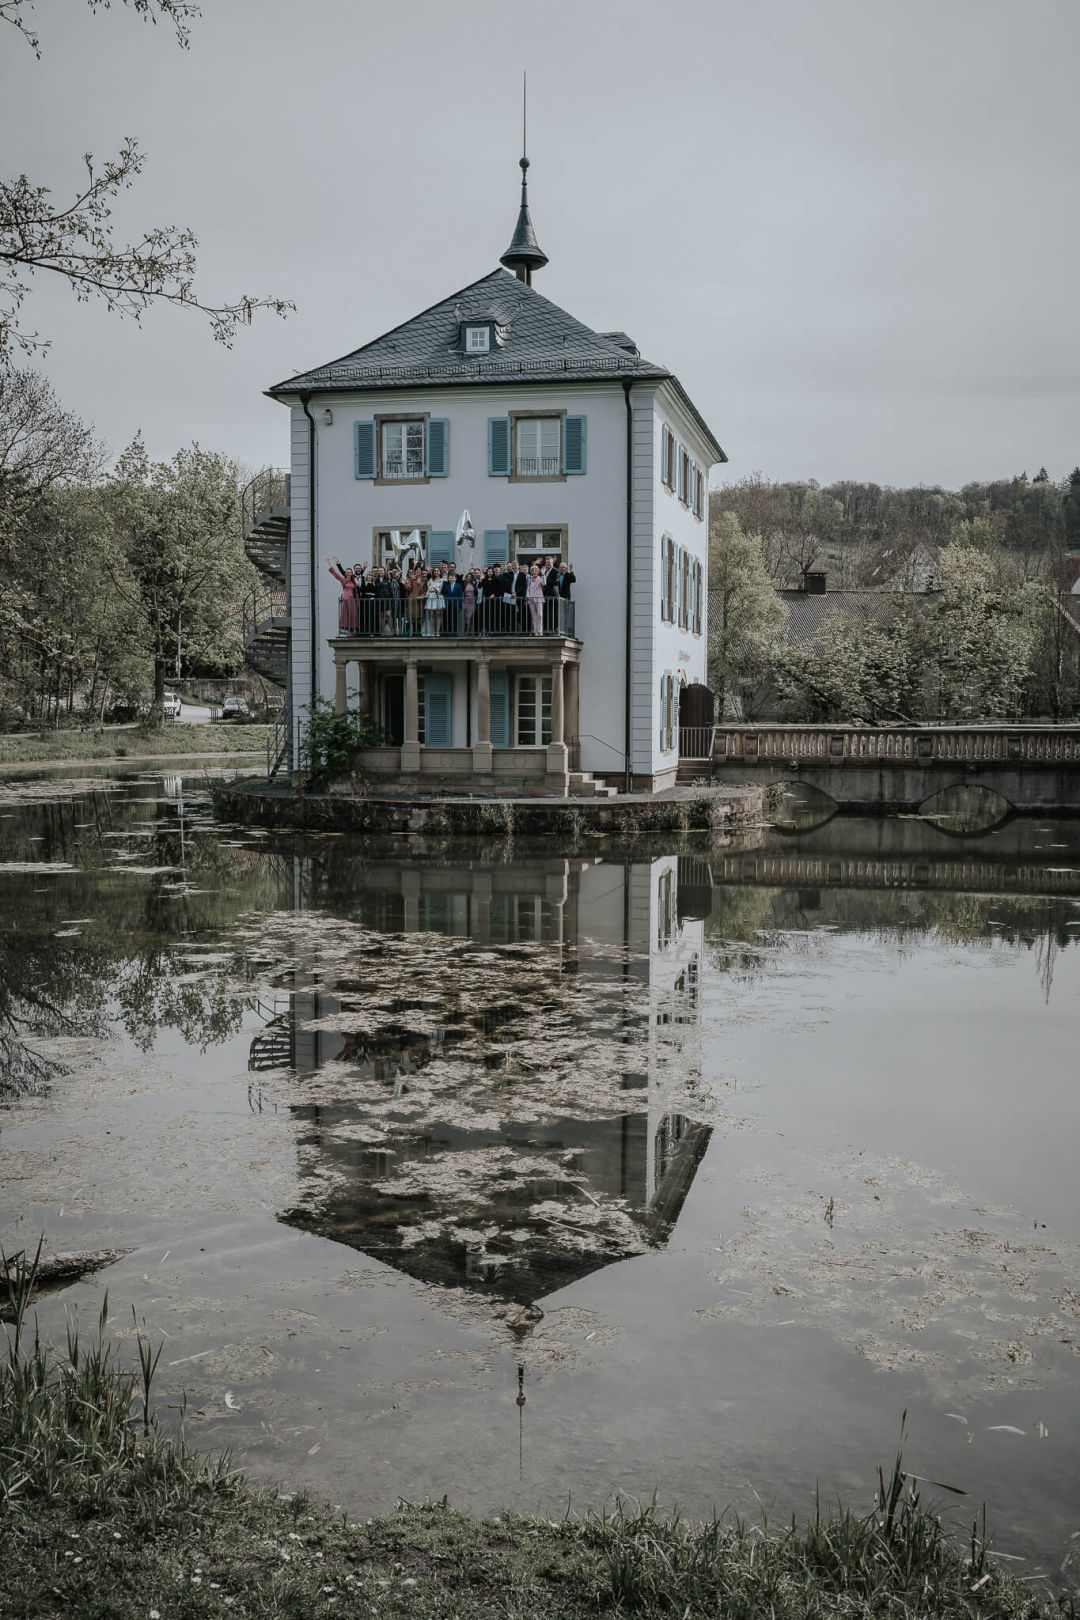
[354,420,377,479]
[488,416,511,476]
[424,672,452,747]
[483,528,510,565]
[427,530,453,566]
[489,670,510,748]
[563,414,587,475]
[426,417,449,477]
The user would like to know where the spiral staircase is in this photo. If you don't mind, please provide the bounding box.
[242,469,290,778]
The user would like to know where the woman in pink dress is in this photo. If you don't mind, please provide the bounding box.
[327,557,360,634]
[526,564,545,635]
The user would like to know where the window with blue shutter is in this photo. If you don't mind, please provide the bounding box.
[487,416,511,476]
[426,418,449,477]
[489,670,510,748]
[354,420,377,479]
[562,414,587,475]
[483,529,510,565]
[423,673,452,748]
[427,531,453,567]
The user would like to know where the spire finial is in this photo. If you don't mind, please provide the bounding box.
[500,71,548,286]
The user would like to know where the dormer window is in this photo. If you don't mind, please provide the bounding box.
[465,325,490,353]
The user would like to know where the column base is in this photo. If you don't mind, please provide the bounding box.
[471,742,493,772]
[545,741,569,794]
[400,741,421,770]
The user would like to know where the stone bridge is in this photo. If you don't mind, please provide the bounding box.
[706,725,1080,813]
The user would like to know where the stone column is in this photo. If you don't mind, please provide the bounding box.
[401,657,420,771]
[472,657,493,775]
[565,660,581,771]
[334,656,348,716]
[550,661,564,743]
[545,659,569,791]
[358,661,372,716]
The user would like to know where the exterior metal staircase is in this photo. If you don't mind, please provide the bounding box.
[242,469,291,777]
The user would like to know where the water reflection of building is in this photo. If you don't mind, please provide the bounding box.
[252,855,708,1308]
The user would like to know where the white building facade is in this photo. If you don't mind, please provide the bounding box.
[254,167,725,794]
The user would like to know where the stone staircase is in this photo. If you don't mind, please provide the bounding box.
[568,771,618,799]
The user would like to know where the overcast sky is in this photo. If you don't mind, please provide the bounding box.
[3,0,1078,489]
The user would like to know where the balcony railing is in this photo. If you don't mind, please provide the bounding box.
[380,459,426,480]
[515,455,561,478]
[333,595,576,640]
[242,468,290,535]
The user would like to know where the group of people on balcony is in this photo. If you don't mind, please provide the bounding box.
[327,555,576,639]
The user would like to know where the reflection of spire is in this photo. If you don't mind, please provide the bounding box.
[516,1362,527,1479]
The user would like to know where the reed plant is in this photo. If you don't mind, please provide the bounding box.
[0,1251,1070,1618]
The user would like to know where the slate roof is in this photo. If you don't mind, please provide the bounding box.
[268,269,726,462]
[778,589,939,646]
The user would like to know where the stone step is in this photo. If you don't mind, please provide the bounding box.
[568,772,619,799]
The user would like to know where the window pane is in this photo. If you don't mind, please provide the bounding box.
[516,418,561,477]
[382,423,402,476]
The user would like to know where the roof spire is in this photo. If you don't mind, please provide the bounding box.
[500,71,548,286]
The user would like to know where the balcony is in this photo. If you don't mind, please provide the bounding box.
[333,596,576,640]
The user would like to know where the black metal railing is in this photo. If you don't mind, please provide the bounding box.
[242,468,290,536]
[332,595,576,640]
[243,583,289,644]
[266,715,288,779]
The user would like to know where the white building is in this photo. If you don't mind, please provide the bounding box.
[247,156,725,793]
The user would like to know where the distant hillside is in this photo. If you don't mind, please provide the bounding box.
[711,469,1080,591]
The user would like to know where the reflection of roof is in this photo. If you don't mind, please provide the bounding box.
[280,1113,711,1309]
[268,270,725,462]
[778,589,938,646]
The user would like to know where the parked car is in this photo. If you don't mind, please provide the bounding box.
[163,691,182,720]
[221,696,250,717]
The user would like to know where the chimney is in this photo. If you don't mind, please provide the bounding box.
[803,567,827,595]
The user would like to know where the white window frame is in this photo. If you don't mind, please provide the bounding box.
[514,416,562,479]
[465,326,490,353]
[380,420,425,480]
[515,672,553,746]
[512,528,566,566]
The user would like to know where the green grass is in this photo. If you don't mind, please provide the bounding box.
[0,1245,1069,1619]
[0,724,271,764]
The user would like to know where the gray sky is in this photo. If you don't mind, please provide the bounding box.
[4,0,1078,488]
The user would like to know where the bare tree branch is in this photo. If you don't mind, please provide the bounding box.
[1,140,293,354]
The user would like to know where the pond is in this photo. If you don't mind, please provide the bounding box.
[2,768,1079,1591]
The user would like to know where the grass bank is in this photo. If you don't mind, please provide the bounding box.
[0,1252,1065,1620]
[0,724,271,765]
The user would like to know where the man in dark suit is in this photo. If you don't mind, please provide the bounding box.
[497,560,515,633]
[512,560,528,632]
[557,563,576,598]
[442,564,464,635]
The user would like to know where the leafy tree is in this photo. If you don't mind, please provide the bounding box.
[0,0,291,355]
[707,512,784,716]
[911,543,1043,721]
[1063,468,1080,555]
[103,437,255,712]
[771,607,915,724]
